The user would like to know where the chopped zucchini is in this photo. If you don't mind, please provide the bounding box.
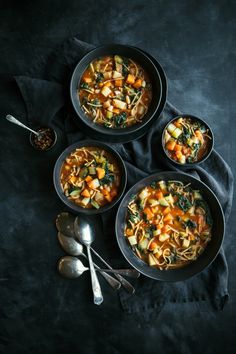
[165,194,174,205]
[172,127,182,139]
[148,254,157,266]
[139,188,149,200]
[167,123,176,134]
[193,190,202,200]
[128,235,137,246]
[182,238,190,248]
[138,238,149,250]
[153,229,161,237]
[158,180,167,190]
[159,233,170,242]
[79,167,88,179]
[187,138,194,147]
[88,166,96,175]
[178,155,186,164]
[106,111,113,119]
[159,198,169,207]
[81,197,90,206]
[69,189,81,197]
[139,199,146,210]
[148,198,159,207]
[114,55,123,63]
[91,199,100,209]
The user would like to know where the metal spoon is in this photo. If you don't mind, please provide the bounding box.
[74,216,103,305]
[6,114,41,137]
[74,216,138,294]
[57,232,121,289]
[58,256,140,278]
[56,212,76,238]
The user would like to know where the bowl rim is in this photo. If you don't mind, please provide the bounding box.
[53,140,127,214]
[115,171,225,282]
[70,43,163,137]
[161,114,214,167]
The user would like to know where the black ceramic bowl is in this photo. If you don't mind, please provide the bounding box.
[53,140,127,214]
[115,171,224,281]
[162,115,214,168]
[70,44,166,143]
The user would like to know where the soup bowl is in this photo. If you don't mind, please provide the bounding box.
[53,140,127,214]
[115,171,224,281]
[70,44,166,143]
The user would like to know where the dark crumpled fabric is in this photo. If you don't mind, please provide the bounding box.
[14,37,233,315]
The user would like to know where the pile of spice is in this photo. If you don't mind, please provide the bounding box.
[31,127,56,151]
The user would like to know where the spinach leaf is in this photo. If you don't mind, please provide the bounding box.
[184,219,197,229]
[176,195,192,212]
[95,72,104,83]
[122,58,130,76]
[114,112,127,127]
[80,82,89,89]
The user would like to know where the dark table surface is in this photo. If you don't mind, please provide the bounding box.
[0,1,235,353]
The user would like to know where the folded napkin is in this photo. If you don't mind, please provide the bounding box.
[14,37,233,316]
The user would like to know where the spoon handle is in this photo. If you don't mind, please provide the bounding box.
[87,246,103,305]
[91,247,136,294]
[98,268,140,278]
[6,114,40,136]
[82,254,121,290]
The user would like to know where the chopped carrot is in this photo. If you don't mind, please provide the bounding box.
[69,176,77,183]
[104,194,112,202]
[143,207,154,220]
[113,108,120,114]
[81,189,90,197]
[126,228,133,236]
[163,206,171,215]
[83,77,92,83]
[149,242,158,250]
[156,191,164,200]
[126,74,136,85]
[115,79,123,87]
[163,213,173,223]
[175,150,183,159]
[133,79,142,89]
[104,81,112,87]
[162,225,170,233]
[96,167,105,179]
[166,140,176,151]
[85,175,93,183]
[174,144,182,152]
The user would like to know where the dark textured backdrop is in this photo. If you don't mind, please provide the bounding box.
[0,0,235,353]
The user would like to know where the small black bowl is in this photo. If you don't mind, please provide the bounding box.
[30,126,57,152]
[70,44,166,143]
[162,115,214,168]
[115,171,224,282]
[53,140,127,215]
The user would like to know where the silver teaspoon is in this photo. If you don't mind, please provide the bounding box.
[57,232,121,290]
[6,114,41,137]
[74,216,138,294]
[74,216,103,306]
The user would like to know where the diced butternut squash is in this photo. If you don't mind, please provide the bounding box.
[69,176,77,183]
[81,189,91,197]
[143,207,154,220]
[163,213,173,223]
[156,191,164,200]
[84,175,92,183]
[133,79,142,88]
[126,74,136,84]
[83,77,92,83]
[115,79,123,87]
[87,178,100,189]
[166,140,176,151]
[149,241,158,251]
[163,206,171,215]
[96,167,105,179]
[174,144,182,152]
[126,228,133,236]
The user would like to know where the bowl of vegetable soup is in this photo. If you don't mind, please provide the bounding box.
[70,44,166,143]
[53,141,127,214]
[116,171,224,281]
[162,115,214,167]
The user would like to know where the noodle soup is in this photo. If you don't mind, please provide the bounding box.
[78,55,152,128]
[124,180,212,270]
[60,146,120,209]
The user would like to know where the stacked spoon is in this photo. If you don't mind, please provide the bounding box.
[55,212,140,305]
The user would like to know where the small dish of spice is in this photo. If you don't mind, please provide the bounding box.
[30,127,57,151]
